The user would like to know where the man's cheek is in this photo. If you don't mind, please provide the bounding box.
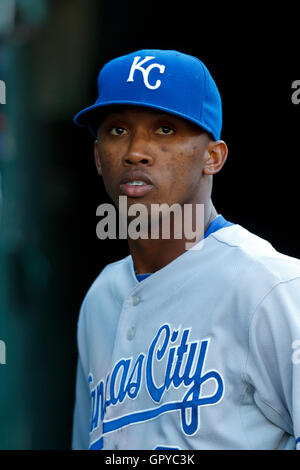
[99,171,117,199]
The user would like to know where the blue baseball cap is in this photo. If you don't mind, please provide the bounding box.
[73,49,222,140]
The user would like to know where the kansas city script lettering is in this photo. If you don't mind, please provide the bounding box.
[89,324,224,439]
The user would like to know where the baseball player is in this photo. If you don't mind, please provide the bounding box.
[72,49,300,450]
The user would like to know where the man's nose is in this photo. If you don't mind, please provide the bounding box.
[123,131,154,166]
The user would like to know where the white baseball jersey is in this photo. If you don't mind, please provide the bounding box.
[72,217,300,450]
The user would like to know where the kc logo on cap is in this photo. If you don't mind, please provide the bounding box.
[127,56,166,90]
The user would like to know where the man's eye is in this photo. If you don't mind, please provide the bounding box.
[110,126,127,135]
[156,126,175,135]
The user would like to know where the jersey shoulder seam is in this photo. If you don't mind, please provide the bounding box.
[247,275,300,329]
[253,391,293,434]
[243,276,300,432]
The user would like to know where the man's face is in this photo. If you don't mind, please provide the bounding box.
[94,106,213,210]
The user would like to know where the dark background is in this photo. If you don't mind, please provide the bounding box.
[0,0,299,449]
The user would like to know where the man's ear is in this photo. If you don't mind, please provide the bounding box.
[203,140,228,175]
[94,140,102,176]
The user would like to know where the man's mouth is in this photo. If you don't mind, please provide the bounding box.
[119,174,154,197]
[126,180,148,186]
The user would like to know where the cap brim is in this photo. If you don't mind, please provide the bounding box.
[73,101,217,140]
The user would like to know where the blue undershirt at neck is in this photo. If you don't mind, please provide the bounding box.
[135,214,234,282]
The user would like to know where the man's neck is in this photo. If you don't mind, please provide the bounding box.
[128,201,218,275]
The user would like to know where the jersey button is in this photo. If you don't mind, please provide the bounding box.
[126,326,136,341]
[131,295,141,306]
